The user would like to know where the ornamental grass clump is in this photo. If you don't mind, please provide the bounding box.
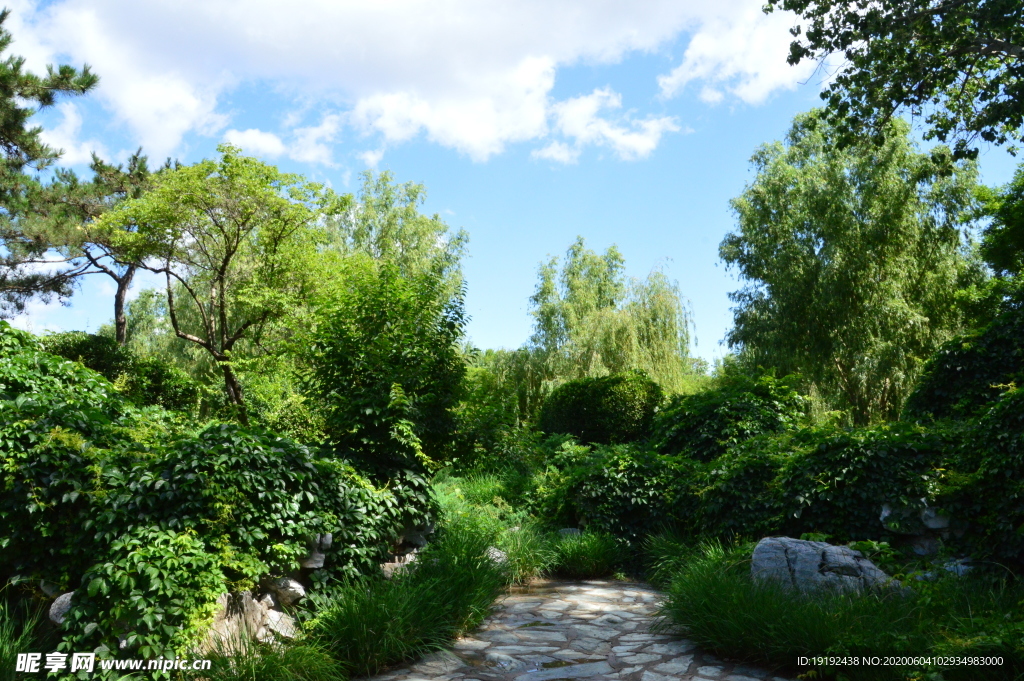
[307,517,505,677]
[550,531,622,579]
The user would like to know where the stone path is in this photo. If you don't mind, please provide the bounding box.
[366,580,797,681]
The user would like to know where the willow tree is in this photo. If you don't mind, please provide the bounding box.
[97,145,334,422]
[721,110,984,424]
[529,237,699,394]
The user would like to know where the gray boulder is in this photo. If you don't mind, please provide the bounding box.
[266,577,306,606]
[558,528,582,537]
[486,546,508,564]
[49,592,74,625]
[751,537,901,594]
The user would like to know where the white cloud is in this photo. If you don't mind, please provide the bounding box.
[38,102,108,165]
[657,3,816,104]
[291,114,343,166]
[8,0,812,162]
[223,128,286,158]
[536,88,682,163]
[357,149,384,168]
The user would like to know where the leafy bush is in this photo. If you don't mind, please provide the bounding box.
[0,322,429,659]
[308,517,505,676]
[537,370,663,445]
[307,260,467,473]
[938,388,1024,566]
[40,330,202,412]
[656,539,1024,681]
[534,443,691,543]
[905,291,1024,421]
[652,373,806,461]
[550,531,622,579]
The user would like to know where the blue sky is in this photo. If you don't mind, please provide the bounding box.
[10,0,1021,364]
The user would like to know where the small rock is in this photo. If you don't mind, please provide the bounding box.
[559,528,583,537]
[49,592,74,625]
[265,610,297,639]
[487,546,508,564]
[268,577,306,606]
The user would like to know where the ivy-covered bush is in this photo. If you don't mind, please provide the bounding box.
[0,322,431,658]
[537,370,663,445]
[905,292,1024,421]
[938,388,1024,566]
[651,373,807,461]
[40,330,202,412]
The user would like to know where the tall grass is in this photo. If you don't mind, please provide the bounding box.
[307,517,506,677]
[654,538,1024,681]
[191,636,346,681]
[0,596,44,681]
[551,532,622,579]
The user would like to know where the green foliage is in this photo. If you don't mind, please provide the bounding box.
[538,371,663,445]
[195,636,347,681]
[939,388,1024,567]
[0,9,98,316]
[536,444,689,544]
[40,330,201,412]
[0,596,44,681]
[981,165,1024,277]
[0,322,426,659]
[723,110,984,424]
[550,532,622,579]
[906,289,1024,421]
[308,259,467,472]
[652,373,807,461]
[529,237,702,395]
[98,144,337,418]
[308,517,506,677]
[656,539,1024,680]
[765,0,1024,160]
[61,528,227,659]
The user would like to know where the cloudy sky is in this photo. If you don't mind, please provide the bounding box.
[12,0,1021,362]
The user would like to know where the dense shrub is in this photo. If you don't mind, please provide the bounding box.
[0,323,431,659]
[905,291,1024,421]
[550,531,622,579]
[537,370,663,445]
[39,330,202,412]
[308,260,467,473]
[938,388,1024,566]
[534,443,692,543]
[652,373,807,461]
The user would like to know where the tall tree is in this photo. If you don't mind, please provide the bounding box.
[0,8,98,314]
[96,145,335,422]
[22,151,157,343]
[529,236,699,394]
[721,110,984,424]
[765,0,1024,159]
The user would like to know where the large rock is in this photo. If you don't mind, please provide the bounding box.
[751,537,900,594]
[299,533,332,569]
[202,591,268,653]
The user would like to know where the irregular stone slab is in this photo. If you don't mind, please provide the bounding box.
[513,661,612,681]
[643,641,696,655]
[697,666,725,677]
[621,653,663,664]
[653,656,694,674]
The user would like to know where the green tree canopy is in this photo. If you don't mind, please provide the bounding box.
[95,144,335,421]
[765,0,1024,159]
[529,236,701,395]
[721,110,984,424]
[0,8,97,314]
[980,163,1024,277]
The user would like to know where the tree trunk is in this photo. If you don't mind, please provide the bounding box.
[113,265,137,346]
[221,361,249,426]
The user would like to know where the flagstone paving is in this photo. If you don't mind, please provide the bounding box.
[364,580,796,681]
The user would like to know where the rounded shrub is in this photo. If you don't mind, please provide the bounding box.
[651,373,807,462]
[538,370,663,445]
